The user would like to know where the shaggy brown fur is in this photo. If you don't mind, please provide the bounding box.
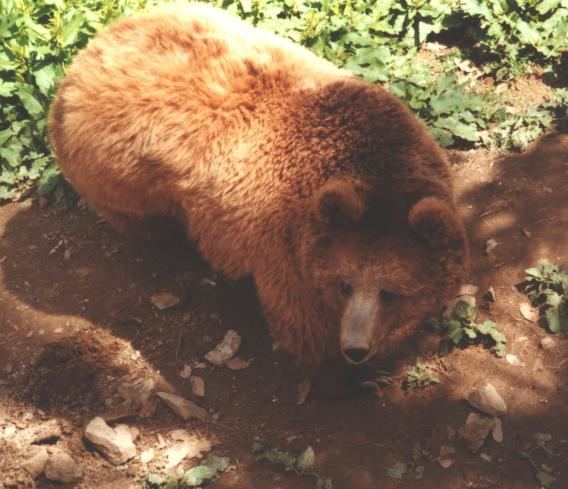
[49,3,468,376]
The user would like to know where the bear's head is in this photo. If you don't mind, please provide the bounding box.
[311,178,468,365]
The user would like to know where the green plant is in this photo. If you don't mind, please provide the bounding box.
[461,0,568,79]
[402,359,440,391]
[144,456,230,488]
[523,259,568,333]
[438,300,507,357]
[0,0,155,203]
[251,443,332,489]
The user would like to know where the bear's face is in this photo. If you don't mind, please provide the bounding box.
[311,180,467,365]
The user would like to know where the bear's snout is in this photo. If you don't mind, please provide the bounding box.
[339,293,378,365]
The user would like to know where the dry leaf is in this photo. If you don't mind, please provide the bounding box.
[150,292,181,310]
[520,302,539,322]
[225,357,253,370]
[205,330,241,366]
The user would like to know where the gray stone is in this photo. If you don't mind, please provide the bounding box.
[44,451,82,483]
[467,382,507,417]
[21,446,49,479]
[84,417,136,465]
[156,392,207,421]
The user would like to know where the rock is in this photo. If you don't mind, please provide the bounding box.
[84,417,137,465]
[467,383,507,417]
[224,357,253,370]
[140,448,155,464]
[540,337,556,350]
[44,451,82,483]
[3,423,16,439]
[492,418,503,443]
[505,354,521,366]
[205,330,242,366]
[150,292,181,310]
[190,376,205,397]
[458,284,479,296]
[179,364,192,379]
[486,286,496,302]
[484,238,498,255]
[21,446,49,479]
[156,392,207,421]
[458,413,496,453]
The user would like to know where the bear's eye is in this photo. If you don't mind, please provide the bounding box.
[339,280,353,298]
[379,289,398,303]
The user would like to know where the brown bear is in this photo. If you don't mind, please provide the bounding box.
[49,3,468,378]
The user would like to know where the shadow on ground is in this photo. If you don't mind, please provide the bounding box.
[0,134,566,488]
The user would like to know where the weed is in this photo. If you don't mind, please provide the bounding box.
[402,359,440,392]
[438,300,507,357]
[523,259,568,333]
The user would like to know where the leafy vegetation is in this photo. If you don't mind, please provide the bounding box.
[251,443,332,488]
[1,0,566,201]
[438,300,507,357]
[402,359,440,391]
[523,259,568,333]
[144,455,230,488]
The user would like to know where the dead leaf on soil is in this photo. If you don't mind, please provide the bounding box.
[224,357,253,370]
[150,292,182,310]
[486,286,496,302]
[520,302,539,322]
[204,330,241,366]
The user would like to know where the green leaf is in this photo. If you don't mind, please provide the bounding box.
[297,447,315,472]
[387,462,408,480]
[60,11,86,47]
[0,81,17,97]
[546,304,568,333]
[34,65,56,97]
[453,300,477,322]
[0,147,21,167]
[183,456,229,486]
[536,470,557,488]
[16,86,43,116]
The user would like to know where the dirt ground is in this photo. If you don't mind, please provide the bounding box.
[0,132,567,489]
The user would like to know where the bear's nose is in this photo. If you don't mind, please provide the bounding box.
[343,347,369,364]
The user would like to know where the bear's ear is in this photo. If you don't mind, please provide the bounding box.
[314,179,365,227]
[409,197,466,250]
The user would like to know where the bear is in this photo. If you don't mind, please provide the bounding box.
[48,3,468,379]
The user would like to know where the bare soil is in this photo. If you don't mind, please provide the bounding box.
[0,133,567,489]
